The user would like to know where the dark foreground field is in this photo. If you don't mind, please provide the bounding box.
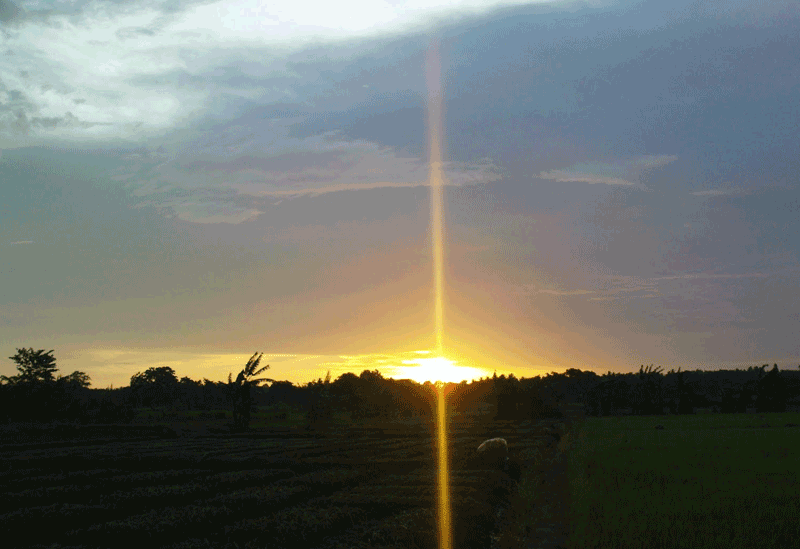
[0,415,561,549]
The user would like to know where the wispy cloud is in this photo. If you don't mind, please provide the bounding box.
[538,155,678,186]
[692,190,730,196]
[115,135,501,223]
[516,285,595,297]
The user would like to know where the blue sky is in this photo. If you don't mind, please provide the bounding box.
[1,0,798,386]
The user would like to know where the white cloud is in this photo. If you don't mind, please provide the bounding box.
[538,155,678,186]
[0,7,209,146]
[0,0,561,147]
[173,0,557,42]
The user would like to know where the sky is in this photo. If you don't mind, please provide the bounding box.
[1,0,799,387]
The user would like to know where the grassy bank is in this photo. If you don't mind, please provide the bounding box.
[567,413,800,549]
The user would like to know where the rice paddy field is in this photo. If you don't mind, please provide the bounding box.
[0,414,558,549]
[4,410,797,549]
[567,412,800,549]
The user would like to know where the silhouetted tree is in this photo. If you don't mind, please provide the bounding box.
[130,366,180,408]
[756,364,787,413]
[1,348,99,422]
[58,370,91,388]
[228,352,272,431]
[178,376,203,410]
[667,368,696,414]
[268,380,304,408]
[4,348,58,384]
[306,370,334,429]
[330,372,361,414]
[350,369,394,419]
[633,365,665,415]
[586,374,628,416]
[494,374,524,419]
[200,378,230,410]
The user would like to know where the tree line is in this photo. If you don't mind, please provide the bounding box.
[1,347,798,429]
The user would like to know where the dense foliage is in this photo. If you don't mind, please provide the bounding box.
[2,347,799,425]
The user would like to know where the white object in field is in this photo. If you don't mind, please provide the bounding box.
[477,437,508,468]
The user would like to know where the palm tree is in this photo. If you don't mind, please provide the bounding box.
[228,353,273,431]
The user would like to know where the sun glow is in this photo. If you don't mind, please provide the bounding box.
[395,355,486,384]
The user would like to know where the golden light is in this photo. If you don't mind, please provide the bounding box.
[435,380,451,549]
[426,38,452,549]
[395,355,486,384]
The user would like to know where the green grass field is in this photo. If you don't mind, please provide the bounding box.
[566,413,800,549]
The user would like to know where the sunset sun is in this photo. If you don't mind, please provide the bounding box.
[396,355,486,384]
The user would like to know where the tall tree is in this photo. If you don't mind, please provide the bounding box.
[58,370,92,388]
[756,364,786,413]
[228,353,272,431]
[4,348,58,384]
[130,366,179,407]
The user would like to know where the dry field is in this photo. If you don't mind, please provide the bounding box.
[0,416,561,549]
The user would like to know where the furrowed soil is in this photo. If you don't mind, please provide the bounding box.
[0,416,564,549]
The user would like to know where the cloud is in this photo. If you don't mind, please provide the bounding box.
[111,126,502,222]
[651,272,770,281]
[516,285,595,297]
[0,0,565,148]
[0,5,210,147]
[538,155,679,186]
[691,189,739,196]
[164,0,561,43]
[0,0,23,24]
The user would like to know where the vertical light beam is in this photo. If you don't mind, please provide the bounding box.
[436,382,452,549]
[426,40,445,357]
[427,40,452,549]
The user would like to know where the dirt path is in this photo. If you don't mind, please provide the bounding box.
[522,445,570,549]
[491,421,574,549]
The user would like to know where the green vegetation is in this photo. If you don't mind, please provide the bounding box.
[568,413,800,549]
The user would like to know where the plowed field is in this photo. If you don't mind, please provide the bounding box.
[1,418,559,549]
